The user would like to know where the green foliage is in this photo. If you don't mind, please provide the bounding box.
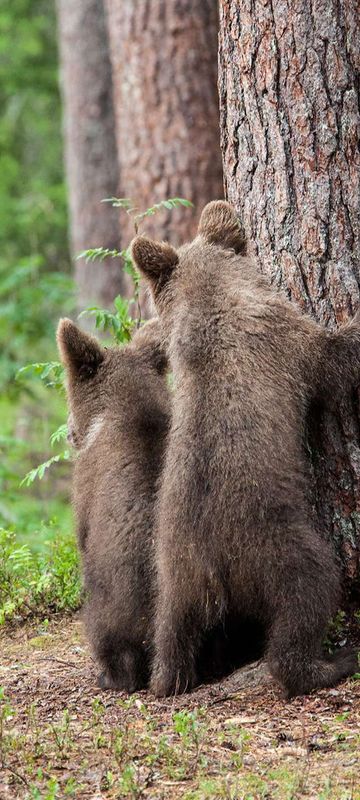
[173,710,201,745]
[0,261,73,392]
[21,450,70,488]
[78,196,192,335]
[79,244,142,329]
[102,197,134,210]
[0,0,73,603]
[49,423,68,447]
[0,389,72,542]
[133,197,193,230]
[77,246,122,263]
[79,294,136,344]
[102,195,194,234]
[17,361,65,392]
[0,0,74,546]
[0,0,68,271]
[0,528,80,625]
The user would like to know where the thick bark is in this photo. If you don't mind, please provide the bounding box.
[56,0,125,312]
[104,0,223,246]
[219,0,360,590]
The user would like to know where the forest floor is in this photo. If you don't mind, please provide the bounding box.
[0,615,359,800]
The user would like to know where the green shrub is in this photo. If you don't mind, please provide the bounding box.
[0,527,80,625]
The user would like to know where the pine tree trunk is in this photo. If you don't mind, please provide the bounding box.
[104,0,223,246]
[56,0,125,312]
[219,0,360,591]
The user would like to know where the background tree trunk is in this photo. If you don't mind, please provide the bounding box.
[219,0,360,591]
[56,0,125,312]
[104,0,223,246]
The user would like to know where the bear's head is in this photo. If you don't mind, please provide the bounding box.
[131,201,247,319]
[57,318,168,450]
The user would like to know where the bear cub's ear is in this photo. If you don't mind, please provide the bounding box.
[131,236,178,281]
[198,200,247,254]
[57,319,104,380]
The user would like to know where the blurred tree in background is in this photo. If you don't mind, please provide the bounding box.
[105,0,223,246]
[56,0,126,313]
[0,0,68,270]
[0,0,74,563]
[0,0,72,386]
[57,0,223,311]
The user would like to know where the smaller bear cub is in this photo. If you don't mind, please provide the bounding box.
[57,318,170,691]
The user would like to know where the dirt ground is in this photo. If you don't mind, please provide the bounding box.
[0,615,359,799]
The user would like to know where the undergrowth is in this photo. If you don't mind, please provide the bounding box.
[1,672,359,800]
[0,528,80,625]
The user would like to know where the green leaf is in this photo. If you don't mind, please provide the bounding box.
[76,247,122,263]
[101,197,134,210]
[133,197,194,228]
[80,296,136,345]
[16,361,65,390]
[20,450,70,487]
[49,424,68,447]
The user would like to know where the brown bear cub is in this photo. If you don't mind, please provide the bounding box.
[57,318,170,691]
[131,200,360,698]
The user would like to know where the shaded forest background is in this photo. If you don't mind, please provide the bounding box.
[0,0,222,622]
[0,0,72,560]
[0,0,359,627]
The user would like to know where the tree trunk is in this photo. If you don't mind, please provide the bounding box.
[56,0,126,312]
[219,0,360,591]
[104,0,223,246]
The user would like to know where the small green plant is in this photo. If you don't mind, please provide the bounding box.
[119,763,142,798]
[17,361,65,392]
[49,424,68,447]
[78,293,136,344]
[91,697,107,749]
[324,609,348,653]
[0,527,80,625]
[29,777,60,800]
[79,197,192,330]
[11,361,70,489]
[51,709,72,757]
[0,686,14,756]
[172,709,207,778]
[20,451,70,488]
[101,195,193,233]
[173,709,201,746]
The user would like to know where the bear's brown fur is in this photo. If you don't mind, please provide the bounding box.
[131,200,359,698]
[57,318,170,691]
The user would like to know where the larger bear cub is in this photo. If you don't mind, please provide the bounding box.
[57,318,170,691]
[131,200,359,698]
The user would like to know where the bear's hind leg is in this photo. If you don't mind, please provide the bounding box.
[266,536,358,698]
[97,636,149,693]
[86,597,149,693]
[150,599,202,697]
[268,626,358,699]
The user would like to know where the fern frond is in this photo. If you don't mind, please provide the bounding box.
[20,450,70,487]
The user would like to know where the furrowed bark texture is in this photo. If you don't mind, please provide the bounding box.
[104,0,223,245]
[57,0,125,312]
[219,0,360,589]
